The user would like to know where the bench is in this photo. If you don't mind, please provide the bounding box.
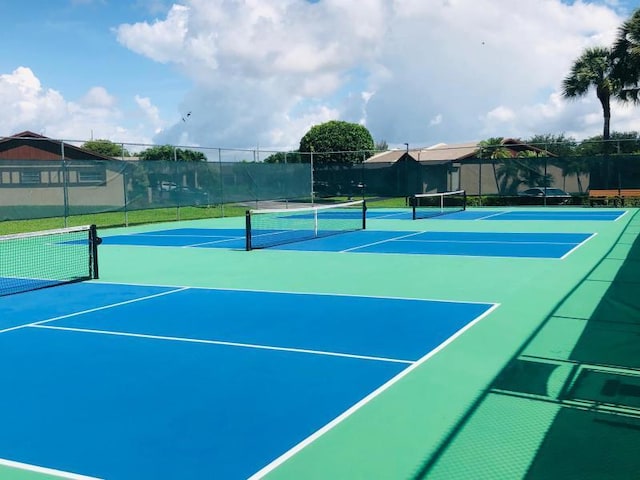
[589,189,640,207]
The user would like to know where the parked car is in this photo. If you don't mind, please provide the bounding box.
[518,187,572,205]
[170,186,209,206]
[158,181,178,191]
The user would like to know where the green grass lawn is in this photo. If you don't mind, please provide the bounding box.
[0,196,409,235]
[0,205,247,235]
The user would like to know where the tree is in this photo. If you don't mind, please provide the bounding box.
[516,150,552,188]
[562,47,618,143]
[611,8,640,103]
[525,133,577,157]
[299,120,375,165]
[137,145,208,192]
[263,151,302,163]
[477,138,518,194]
[82,139,130,158]
[138,145,206,162]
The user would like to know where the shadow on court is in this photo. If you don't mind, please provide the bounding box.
[410,209,640,479]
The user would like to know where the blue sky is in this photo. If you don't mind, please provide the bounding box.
[0,0,638,152]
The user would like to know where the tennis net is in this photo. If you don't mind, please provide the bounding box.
[0,224,101,297]
[245,200,366,250]
[411,190,466,220]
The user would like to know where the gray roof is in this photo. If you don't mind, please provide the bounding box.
[365,141,480,164]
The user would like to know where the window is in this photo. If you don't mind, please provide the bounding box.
[20,170,41,184]
[77,168,106,184]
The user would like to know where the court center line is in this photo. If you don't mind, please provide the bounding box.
[0,457,101,480]
[30,325,415,365]
[0,287,190,335]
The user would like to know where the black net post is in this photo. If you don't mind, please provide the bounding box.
[362,201,367,230]
[245,210,252,251]
[89,224,101,279]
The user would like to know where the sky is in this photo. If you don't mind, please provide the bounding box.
[0,0,639,154]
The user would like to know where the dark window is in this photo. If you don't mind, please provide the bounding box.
[20,170,41,184]
[77,168,106,184]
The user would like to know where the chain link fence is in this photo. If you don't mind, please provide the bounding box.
[2,135,640,223]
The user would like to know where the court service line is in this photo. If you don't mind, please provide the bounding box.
[248,302,501,480]
[30,325,415,365]
[340,231,426,253]
[0,287,190,335]
[0,457,101,480]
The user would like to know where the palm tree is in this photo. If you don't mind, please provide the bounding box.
[516,150,551,188]
[562,47,618,143]
[611,8,640,103]
[559,156,589,193]
[477,138,513,194]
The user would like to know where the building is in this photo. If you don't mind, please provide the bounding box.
[364,139,589,196]
[0,131,127,219]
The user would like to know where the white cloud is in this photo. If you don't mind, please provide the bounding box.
[0,67,66,134]
[113,0,630,148]
[1,0,636,150]
[0,66,159,145]
[135,95,164,134]
[82,87,116,108]
[115,5,190,64]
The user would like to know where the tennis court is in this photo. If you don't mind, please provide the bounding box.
[0,203,638,479]
[102,228,594,259]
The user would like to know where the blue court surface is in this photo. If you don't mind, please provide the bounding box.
[0,282,496,480]
[102,229,594,259]
[341,208,627,221]
[437,209,627,221]
[312,208,628,221]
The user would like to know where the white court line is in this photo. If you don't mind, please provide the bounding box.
[133,233,229,238]
[614,210,629,222]
[0,457,101,480]
[369,211,410,219]
[92,280,497,307]
[340,231,425,253]
[0,287,189,335]
[247,302,501,479]
[31,325,414,365]
[560,232,598,259]
[474,211,512,220]
[182,236,244,248]
[395,238,583,246]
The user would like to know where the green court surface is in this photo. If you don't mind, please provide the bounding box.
[4,206,640,479]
